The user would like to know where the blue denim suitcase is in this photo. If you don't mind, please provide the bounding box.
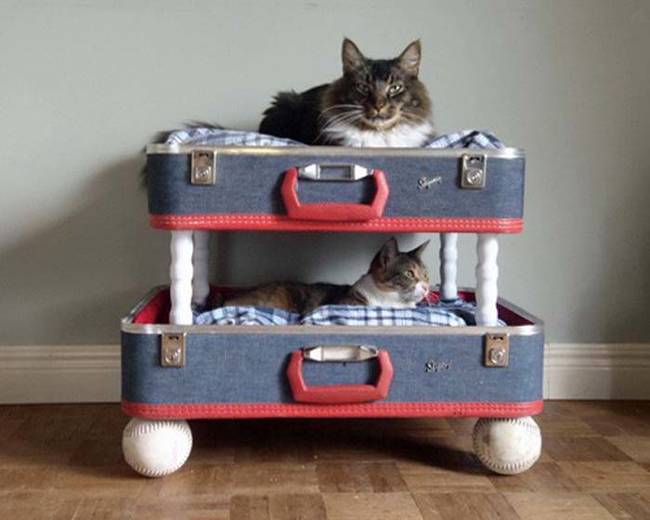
[145,145,525,233]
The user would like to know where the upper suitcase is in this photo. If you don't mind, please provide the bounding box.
[145,146,525,233]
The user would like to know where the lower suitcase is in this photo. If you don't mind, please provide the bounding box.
[120,286,544,477]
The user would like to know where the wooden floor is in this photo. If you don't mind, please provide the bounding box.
[0,402,649,519]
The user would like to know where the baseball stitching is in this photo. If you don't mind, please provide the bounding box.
[123,420,193,477]
[472,417,541,474]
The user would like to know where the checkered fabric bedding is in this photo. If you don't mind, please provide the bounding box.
[164,127,505,149]
[193,302,488,327]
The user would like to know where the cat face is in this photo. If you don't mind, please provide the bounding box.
[369,237,431,304]
[322,39,433,133]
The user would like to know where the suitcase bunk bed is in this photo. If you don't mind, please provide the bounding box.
[121,130,544,477]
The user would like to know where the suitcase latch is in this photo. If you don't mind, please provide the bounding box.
[484,333,509,367]
[161,333,186,367]
[190,150,216,185]
[460,154,487,189]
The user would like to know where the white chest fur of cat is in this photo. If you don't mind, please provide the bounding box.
[326,121,433,148]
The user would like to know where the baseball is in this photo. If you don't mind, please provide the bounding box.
[122,418,193,477]
[472,416,542,475]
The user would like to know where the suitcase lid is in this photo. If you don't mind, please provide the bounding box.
[145,145,526,234]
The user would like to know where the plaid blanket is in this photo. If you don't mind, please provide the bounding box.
[302,305,466,326]
[164,128,505,149]
[194,303,468,327]
[194,306,298,326]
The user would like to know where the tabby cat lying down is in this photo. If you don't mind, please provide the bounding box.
[224,238,430,314]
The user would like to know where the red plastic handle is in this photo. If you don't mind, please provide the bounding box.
[286,350,394,404]
[281,167,389,222]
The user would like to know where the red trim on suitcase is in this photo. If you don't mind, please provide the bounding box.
[149,214,524,233]
[121,399,543,419]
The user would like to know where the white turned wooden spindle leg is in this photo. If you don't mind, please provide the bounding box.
[192,231,210,307]
[439,233,458,301]
[169,231,194,325]
[475,233,499,326]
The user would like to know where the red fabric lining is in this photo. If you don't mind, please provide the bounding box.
[150,214,523,233]
[131,287,533,326]
[122,399,543,419]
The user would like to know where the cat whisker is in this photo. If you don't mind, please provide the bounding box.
[322,106,363,120]
[315,113,363,142]
[401,112,431,126]
[318,110,362,125]
[319,111,363,130]
[318,104,362,118]
[320,115,363,134]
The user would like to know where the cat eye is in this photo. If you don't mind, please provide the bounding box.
[404,269,415,279]
[355,82,369,95]
[388,84,403,96]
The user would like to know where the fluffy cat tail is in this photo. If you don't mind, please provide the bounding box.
[259,91,304,139]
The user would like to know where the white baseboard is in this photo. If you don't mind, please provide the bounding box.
[0,343,648,404]
[544,343,650,400]
[0,345,120,404]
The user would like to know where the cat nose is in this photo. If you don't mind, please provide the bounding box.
[375,98,386,109]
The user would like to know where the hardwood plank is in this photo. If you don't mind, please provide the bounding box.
[535,414,598,437]
[0,436,84,468]
[487,462,580,493]
[606,435,650,463]
[398,462,495,493]
[50,464,147,498]
[503,491,616,520]
[134,496,231,520]
[136,464,234,499]
[592,492,650,520]
[543,436,632,462]
[267,493,327,520]
[234,432,316,464]
[0,467,56,493]
[323,492,424,520]
[414,492,520,520]
[230,495,270,520]
[316,461,407,493]
[557,462,650,492]
[231,463,319,495]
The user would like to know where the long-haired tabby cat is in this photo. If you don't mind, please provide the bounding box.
[224,238,430,313]
[259,39,434,147]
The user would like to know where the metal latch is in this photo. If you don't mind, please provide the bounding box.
[190,150,216,185]
[161,333,186,367]
[460,154,487,189]
[484,333,509,367]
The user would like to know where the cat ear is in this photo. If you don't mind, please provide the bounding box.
[398,40,421,77]
[408,239,430,259]
[342,38,366,74]
[379,237,399,266]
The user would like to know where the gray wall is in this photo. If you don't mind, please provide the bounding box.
[1,0,648,345]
